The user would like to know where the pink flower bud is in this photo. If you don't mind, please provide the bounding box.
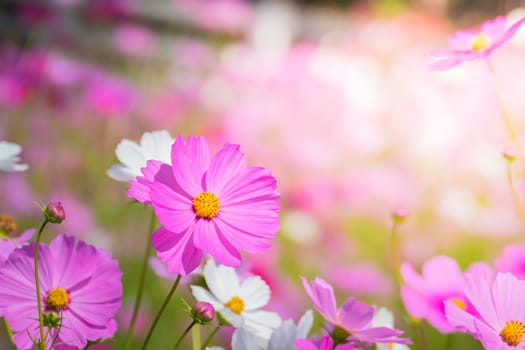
[45,202,65,224]
[392,207,408,224]
[191,301,215,324]
[503,148,517,163]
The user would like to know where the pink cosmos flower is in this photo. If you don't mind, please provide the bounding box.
[0,234,122,349]
[400,256,483,333]
[430,16,525,70]
[296,336,361,350]
[494,244,525,279]
[445,269,525,348]
[129,135,280,275]
[301,277,410,347]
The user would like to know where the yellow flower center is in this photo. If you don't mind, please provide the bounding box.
[192,192,220,219]
[388,344,394,350]
[470,33,491,51]
[0,214,16,236]
[45,288,70,313]
[500,320,525,346]
[225,296,245,314]
[448,297,467,310]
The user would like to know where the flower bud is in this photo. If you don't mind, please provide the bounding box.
[392,207,408,224]
[503,148,517,163]
[44,202,65,224]
[191,301,215,324]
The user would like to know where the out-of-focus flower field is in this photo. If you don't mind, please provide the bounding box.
[3,0,525,349]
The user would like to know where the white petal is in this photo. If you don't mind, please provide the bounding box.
[220,308,244,327]
[239,276,271,310]
[296,310,313,339]
[115,139,146,172]
[232,328,264,350]
[372,307,394,328]
[242,310,282,340]
[0,142,21,157]
[268,320,297,350]
[140,130,173,164]
[206,347,226,350]
[107,164,137,182]
[203,260,240,303]
[190,285,223,310]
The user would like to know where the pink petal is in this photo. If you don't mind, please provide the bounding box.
[301,277,338,324]
[170,135,210,197]
[213,217,272,253]
[205,143,246,194]
[480,16,507,39]
[152,226,203,275]
[338,297,374,331]
[192,219,241,266]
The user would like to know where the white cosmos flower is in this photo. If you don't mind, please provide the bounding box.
[207,310,313,350]
[191,260,282,344]
[107,130,173,181]
[372,308,410,350]
[0,141,28,172]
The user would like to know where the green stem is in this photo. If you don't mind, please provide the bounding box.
[123,210,156,350]
[4,318,13,343]
[173,321,197,350]
[141,275,182,350]
[192,324,201,350]
[201,326,220,350]
[390,222,403,290]
[34,220,49,350]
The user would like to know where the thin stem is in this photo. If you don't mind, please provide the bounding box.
[390,222,403,289]
[173,321,197,350]
[141,275,182,350]
[34,220,49,350]
[507,163,525,224]
[443,333,453,350]
[201,326,220,350]
[123,209,156,350]
[485,59,525,168]
[192,324,201,350]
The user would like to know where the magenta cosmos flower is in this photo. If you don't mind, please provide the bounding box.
[400,256,485,333]
[445,269,525,349]
[129,135,280,275]
[301,277,410,347]
[0,234,122,349]
[430,16,525,70]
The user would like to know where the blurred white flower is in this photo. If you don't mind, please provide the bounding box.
[372,308,410,350]
[107,130,173,182]
[192,260,282,345]
[0,141,28,172]
[208,310,312,350]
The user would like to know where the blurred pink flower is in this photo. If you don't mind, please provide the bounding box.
[445,270,525,348]
[118,304,149,337]
[325,264,392,297]
[84,75,135,118]
[494,244,525,279]
[401,256,486,333]
[301,277,410,346]
[430,16,525,70]
[114,24,156,58]
[176,0,252,33]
